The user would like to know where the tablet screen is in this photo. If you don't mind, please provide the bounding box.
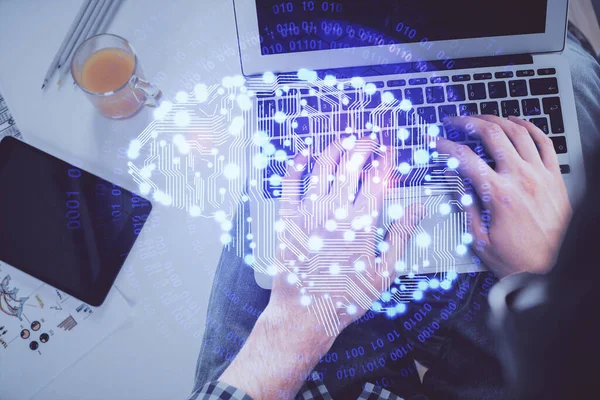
[0,137,152,306]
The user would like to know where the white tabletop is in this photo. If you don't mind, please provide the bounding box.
[0,1,243,398]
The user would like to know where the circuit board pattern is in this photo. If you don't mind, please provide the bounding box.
[127,71,474,333]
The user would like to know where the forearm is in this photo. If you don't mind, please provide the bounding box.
[219,304,336,399]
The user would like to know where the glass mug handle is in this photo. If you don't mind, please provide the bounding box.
[131,75,162,107]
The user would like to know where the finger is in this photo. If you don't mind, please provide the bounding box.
[336,137,377,201]
[353,145,394,215]
[281,152,308,212]
[444,115,519,169]
[383,202,427,276]
[305,140,344,201]
[475,115,542,166]
[436,137,497,208]
[507,116,560,174]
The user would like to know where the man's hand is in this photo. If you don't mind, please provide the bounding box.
[270,137,425,329]
[220,138,425,399]
[437,115,572,279]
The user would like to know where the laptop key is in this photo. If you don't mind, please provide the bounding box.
[365,91,382,109]
[537,68,556,76]
[430,76,449,84]
[559,165,571,174]
[445,125,467,142]
[480,101,499,116]
[371,81,385,88]
[341,92,357,110]
[302,96,319,110]
[530,117,549,134]
[294,117,310,135]
[509,80,528,97]
[467,83,487,100]
[495,71,514,79]
[522,98,542,116]
[398,109,417,126]
[387,79,407,87]
[259,120,281,137]
[384,89,403,102]
[417,107,437,124]
[459,103,478,116]
[550,136,567,154]
[409,78,428,85]
[320,95,339,112]
[446,84,466,102]
[426,86,445,103]
[452,74,471,82]
[258,99,277,117]
[404,88,424,105]
[516,69,535,77]
[488,81,508,99]
[530,78,559,95]
[501,100,520,117]
[474,73,492,80]
[439,105,458,120]
[278,97,298,114]
[542,97,565,134]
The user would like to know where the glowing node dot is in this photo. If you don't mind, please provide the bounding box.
[386,309,397,318]
[414,149,430,165]
[267,265,278,276]
[175,91,188,103]
[220,233,232,245]
[287,273,299,284]
[441,280,451,290]
[418,281,428,291]
[174,110,191,127]
[273,111,286,123]
[388,204,404,220]
[310,193,318,201]
[399,99,412,111]
[351,76,365,88]
[301,295,312,306]
[324,74,337,86]
[364,83,377,95]
[456,244,467,255]
[372,302,382,312]
[325,220,337,232]
[416,232,432,247]
[413,291,424,300]
[329,264,340,275]
[461,194,474,206]
[139,182,151,195]
[439,203,451,215]
[462,233,473,244]
[334,208,347,220]
[429,279,440,289]
[378,241,390,253]
[448,271,458,281]
[381,292,392,302]
[396,303,407,313]
[223,164,240,180]
[347,304,357,315]
[397,128,410,142]
[447,157,460,169]
[354,260,366,272]
[395,261,406,271]
[308,236,323,251]
[189,205,201,217]
[262,71,276,83]
[344,230,356,241]
[398,162,411,175]
[427,125,440,137]
[382,91,395,103]
[244,254,255,265]
[274,219,285,233]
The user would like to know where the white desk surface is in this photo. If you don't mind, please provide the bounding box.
[0,1,243,399]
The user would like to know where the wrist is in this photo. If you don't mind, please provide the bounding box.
[260,302,337,356]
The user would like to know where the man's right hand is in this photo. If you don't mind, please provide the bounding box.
[437,115,572,279]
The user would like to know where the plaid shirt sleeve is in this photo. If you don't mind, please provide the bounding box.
[187,381,254,400]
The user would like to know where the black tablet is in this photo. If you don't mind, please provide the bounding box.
[0,136,152,306]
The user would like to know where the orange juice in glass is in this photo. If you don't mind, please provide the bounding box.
[71,34,161,119]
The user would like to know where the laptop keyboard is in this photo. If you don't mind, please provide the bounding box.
[255,67,569,198]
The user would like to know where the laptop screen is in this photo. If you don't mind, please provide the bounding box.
[256,0,548,56]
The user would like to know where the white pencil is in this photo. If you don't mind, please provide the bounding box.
[41,0,93,90]
[57,0,100,70]
[58,0,108,86]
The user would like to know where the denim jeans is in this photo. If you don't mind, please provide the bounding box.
[191,36,600,400]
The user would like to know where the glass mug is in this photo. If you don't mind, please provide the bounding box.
[71,33,161,119]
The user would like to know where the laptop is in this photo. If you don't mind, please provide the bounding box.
[232,0,586,291]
